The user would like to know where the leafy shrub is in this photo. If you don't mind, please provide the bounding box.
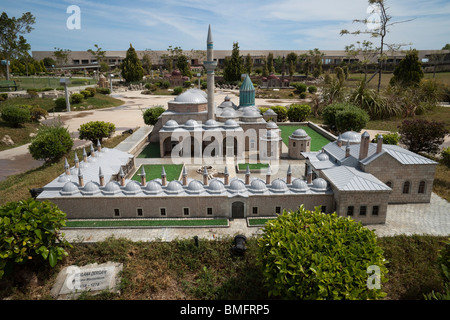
[425,238,450,300]
[270,105,288,122]
[0,93,8,101]
[85,87,96,97]
[80,90,91,99]
[373,132,400,145]
[160,80,170,89]
[257,206,388,300]
[143,106,165,126]
[54,97,67,110]
[441,147,450,168]
[70,93,84,104]
[350,80,390,120]
[29,120,74,163]
[183,80,192,88]
[0,105,31,127]
[173,86,183,95]
[96,87,111,94]
[322,103,347,130]
[398,119,448,155]
[335,105,370,133]
[201,81,207,90]
[0,198,72,279]
[308,86,317,94]
[29,106,48,122]
[292,82,307,94]
[78,120,116,144]
[287,104,311,122]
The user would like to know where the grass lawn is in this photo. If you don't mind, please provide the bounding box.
[237,163,269,170]
[248,218,275,226]
[137,142,161,158]
[131,164,183,182]
[65,218,228,228]
[7,77,98,90]
[278,125,332,151]
[0,121,39,151]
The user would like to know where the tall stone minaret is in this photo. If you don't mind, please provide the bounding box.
[203,25,218,120]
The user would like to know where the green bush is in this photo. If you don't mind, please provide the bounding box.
[80,90,91,99]
[292,82,307,94]
[257,206,388,300]
[425,238,450,300]
[173,86,183,95]
[335,105,370,133]
[0,198,72,279]
[29,106,48,122]
[201,81,207,90]
[373,132,400,145]
[270,105,288,122]
[70,93,84,104]
[440,147,450,168]
[78,120,116,144]
[143,106,165,126]
[54,97,67,110]
[96,87,111,94]
[0,105,31,127]
[299,92,307,99]
[85,87,96,97]
[287,104,311,122]
[308,86,318,94]
[398,119,448,155]
[322,103,347,131]
[0,93,8,101]
[160,80,170,89]
[29,120,74,163]
[183,80,192,88]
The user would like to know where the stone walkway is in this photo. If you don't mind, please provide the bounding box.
[62,193,450,243]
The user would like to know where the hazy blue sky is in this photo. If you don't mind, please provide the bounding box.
[3,0,450,52]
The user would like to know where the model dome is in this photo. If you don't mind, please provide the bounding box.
[291,179,308,192]
[60,181,79,196]
[263,109,277,116]
[311,178,328,191]
[184,119,201,130]
[203,119,219,129]
[317,152,329,161]
[187,180,205,194]
[262,130,280,140]
[163,120,179,130]
[144,180,163,194]
[124,180,142,194]
[174,89,207,104]
[221,108,237,118]
[208,179,226,194]
[82,181,101,195]
[57,174,71,183]
[340,131,361,144]
[224,119,240,129]
[291,129,308,138]
[266,121,278,129]
[270,179,288,193]
[229,179,247,193]
[165,180,184,194]
[103,181,121,195]
[249,178,267,193]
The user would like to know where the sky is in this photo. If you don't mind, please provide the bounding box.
[2,0,450,52]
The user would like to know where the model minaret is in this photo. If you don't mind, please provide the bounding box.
[204,25,217,120]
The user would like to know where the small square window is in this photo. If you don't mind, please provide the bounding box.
[360,206,367,216]
[372,206,379,216]
[207,208,213,216]
[275,206,281,214]
[183,208,190,216]
[252,207,258,215]
[347,206,354,216]
[160,208,166,216]
[114,209,120,217]
[137,208,143,216]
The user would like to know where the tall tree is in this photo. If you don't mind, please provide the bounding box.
[142,50,152,75]
[345,40,378,80]
[267,53,275,74]
[223,42,243,83]
[87,44,107,71]
[286,52,298,78]
[308,48,324,77]
[389,49,424,88]
[0,11,35,80]
[340,0,413,92]
[175,54,192,77]
[53,47,71,67]
[120,44,144,83]
[245,53,253,75]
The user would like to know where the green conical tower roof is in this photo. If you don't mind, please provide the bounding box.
[239,74,255,107]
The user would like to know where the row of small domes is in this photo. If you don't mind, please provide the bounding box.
[60,177,329,196]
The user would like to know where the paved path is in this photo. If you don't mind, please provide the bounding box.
[62,192,450,243]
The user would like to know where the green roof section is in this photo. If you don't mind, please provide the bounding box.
[239,74,255,107]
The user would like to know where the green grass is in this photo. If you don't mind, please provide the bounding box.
[65,218,228,228]
[279,125,332,151]
[131,164,183,182]
[137,142,161,158]
[238,163,269,170]
[248,218,274,226]
[6,77,97,90]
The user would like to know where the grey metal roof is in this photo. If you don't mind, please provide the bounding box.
[362,144,438,165]
[322,166,391,191]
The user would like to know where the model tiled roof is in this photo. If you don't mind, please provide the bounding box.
[322,166,391,191]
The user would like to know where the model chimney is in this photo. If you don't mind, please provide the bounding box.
[182,166,188,186]
[203,166,209,186]
[376,134,383,154]
[161,166,167,186]
[82,147,88,163]
[266,166,272,185]
[337,135,342,147]
[74,152,79,168]
[64,158,70,175]
[97,139,102,153]
[119,167,125,187]
[78,168,84,187]
[139,166,146,186]
[90,143,96,157]
[359,131,370,160]
[99,167,105,186]
[245,165,250,185]
[307,165,313,184]
[345,141,351,158]
[224,166,229,185]
[286,164,292,184]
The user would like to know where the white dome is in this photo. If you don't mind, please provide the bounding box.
[242,108,261,118]
[165,180,184,194]
[174,89,207,104]
[58,174,71,183]
[291,129,308,138]
[190,88,207,99]
[208,179,226,193]
[60,182,79,196]
[311,178,328,191]
[249,178,267,193]
[263,109,277,116]
[228,179,247,193]
[270,179,288,193]
[340,131,361,144]
[124,180,142,194]
[291,179,308,192]
[224,119,240,129]
[187,180,205,194]
[262,130,280,140]
[221,108,237,118]
[184,119,200,130]
[317,152,329,161]
[82,181,101,195]
[103,181,121,195]
[203,119,219,129]
[266,121,278,129]
[144,180,163,194]
[163,120,179,130]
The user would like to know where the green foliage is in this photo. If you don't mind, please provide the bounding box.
[29,106,48,122]
[28,119,73,163]
[425,238,450,300]
[80,90,91,99]
[183,80,191,88]
[201,81,207,90]
[335,105,370,133]
[223,42,243,83]
[143,106,165,126]
[390,50,424,88]
[441,147,450,168]
[173,86,183,95]
[78,120,115,144]
[257,206,388,300]
[85,87,96,97]
[308,86,317,94]
[70,93,84,104]
[120,44,144,83]
[287,104,311,122]
[321,103,347,130]
[175,54,192,78]
[374,132,400,145]
[292,82,307,94]
[349,80,390,120]
[96,87,111,94]
[0,198,71,279]
[0,93,8,101]
[159,80,170,89]
[0,105,31,127]
[270,105,288,122]
[398,119,448,154]
[54,97,66,110]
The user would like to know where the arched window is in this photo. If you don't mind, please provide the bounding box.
[418,181,426,194]
[402,181,410,194]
